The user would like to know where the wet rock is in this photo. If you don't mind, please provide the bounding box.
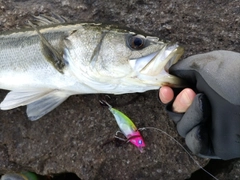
[0,0,239,179]
[0,92,210,179]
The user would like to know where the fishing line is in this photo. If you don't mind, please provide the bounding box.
[100,100,218,179]
[139,127,219,180]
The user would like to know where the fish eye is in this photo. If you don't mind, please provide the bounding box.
[128,36,145,50]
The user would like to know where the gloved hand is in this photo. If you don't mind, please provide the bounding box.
[164,50,240,160]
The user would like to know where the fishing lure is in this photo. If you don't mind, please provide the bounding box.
[100,100,218,180]
[100,100,145,152]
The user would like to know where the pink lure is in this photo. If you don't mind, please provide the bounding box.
[104,102,145,151]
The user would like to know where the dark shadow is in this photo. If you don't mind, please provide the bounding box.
[98,93,145,108]
[186,159,237,180]
[0,172,81,180]
[52,173,81,180]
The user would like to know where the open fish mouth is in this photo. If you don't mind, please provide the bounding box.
[129,44,184,76]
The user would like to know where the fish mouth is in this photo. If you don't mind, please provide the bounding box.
[129,44,185,87]
[129,44,184,75]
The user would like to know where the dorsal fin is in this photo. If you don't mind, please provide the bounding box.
[31,14,68,26]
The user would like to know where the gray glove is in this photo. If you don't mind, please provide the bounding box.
[166,50,240,160]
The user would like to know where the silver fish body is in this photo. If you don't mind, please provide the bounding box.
[0,21,184,120]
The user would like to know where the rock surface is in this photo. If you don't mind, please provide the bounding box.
[0,0,239,179]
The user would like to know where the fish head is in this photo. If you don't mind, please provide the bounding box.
[128,135,146,153]
[64,25,185,93]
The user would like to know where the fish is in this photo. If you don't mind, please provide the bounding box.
[0,16,184,120]
[0,172,39,180]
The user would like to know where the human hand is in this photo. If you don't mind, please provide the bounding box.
[159,86,196,113]
[159,50,240,160]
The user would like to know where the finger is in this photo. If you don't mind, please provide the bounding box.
[159,86,174,104]
[176,94,210,137]
[185,125,210,155]
[172,88,196,113]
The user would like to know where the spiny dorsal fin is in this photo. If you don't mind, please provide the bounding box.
[27,20,65,73]
[31,14,68,26]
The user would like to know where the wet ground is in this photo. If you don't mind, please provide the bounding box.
[0,0,240,179]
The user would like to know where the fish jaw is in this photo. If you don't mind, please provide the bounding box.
[129,44,185,88]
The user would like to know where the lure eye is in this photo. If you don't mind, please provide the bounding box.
[138,140,142,144]
[128,36,145,50]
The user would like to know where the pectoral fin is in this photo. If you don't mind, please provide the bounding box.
[28,21,65,73]
[0,89,71,121]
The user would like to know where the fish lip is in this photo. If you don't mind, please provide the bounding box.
[129,45,184,76]
[163,46,184,72]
